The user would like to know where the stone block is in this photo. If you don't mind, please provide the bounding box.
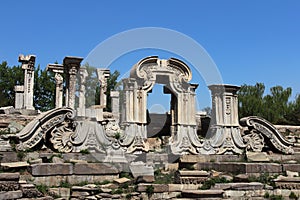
[1,151,19,163]
[66,175,118,185]
[196,162,282,174]
[129,161,154,178]
[246,152,270,162]
[283,164,300,172]
[52,157,64,164]
[137,184,169,193]
[164,163,178,171]
[0,106,14,114]
[0,190,23,199]
[30,163,73,176]
[113,177,131,184]
[74,163,119,175]
[0,173,20,181]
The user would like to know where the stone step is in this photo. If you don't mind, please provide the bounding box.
[181,189,224,198]
[212,182,264,190]
[0,173,20,181]
[180,155,243,164]
[175,170,209,184]
[195,162,282,174]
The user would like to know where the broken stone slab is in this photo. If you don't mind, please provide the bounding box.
[0,172,20,181]
[129,161,154,178]
[168,184,200,192]
[246,152,270,162]
[274,175,300,189]
[137,183,169,193]
[136,175,155,183]
[71,191,90,197]
[96,193,112,198]
[69,159,88,163]
[234,174,250,182]
[20,183,35,189]
[8,121,24,134]
[29,163,73,176]
[0,106,14,114]
[0,190,23,200]
[181,190,224,198]
[100,188,112,193]
[113,177,131,184]
[178,170,210,176]
[213,182,264,190]
[1,162,29,169]
[29,158,43,164]
[71,186,100,192]
[48,187,70,199]
[74,163,119,175]
[286,170,299,177]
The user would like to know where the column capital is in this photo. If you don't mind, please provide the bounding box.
[19,54,36,71]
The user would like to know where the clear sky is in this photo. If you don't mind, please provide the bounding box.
[1,1,300,112]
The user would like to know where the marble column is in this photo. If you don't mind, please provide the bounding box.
[77,67,88,116]
[46,64,64,108]
[96,69,110,108]
[19,54,36,110]
[110,90,120,122]
[63,57,83,109]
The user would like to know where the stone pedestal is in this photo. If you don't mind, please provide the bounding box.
[200,84,245,154]
[14,86,24,109]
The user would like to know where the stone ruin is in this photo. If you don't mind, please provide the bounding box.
[14,55,295,157]
[0,54,300,199]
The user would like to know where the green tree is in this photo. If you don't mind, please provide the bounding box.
[33,65,55,111]
[105,70,121,112]
[80,63,120,111]
[238,83,265,118]
[0,62,23,107]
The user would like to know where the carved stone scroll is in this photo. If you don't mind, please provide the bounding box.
[240,116,294,154]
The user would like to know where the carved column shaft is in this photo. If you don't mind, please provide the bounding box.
[55,73,63,108]
[63,57,83,109]
[46,64,64,108]
[96,69,110,108]
[110,90,120,122]
[19,54,36,110]
[79,68,88,109]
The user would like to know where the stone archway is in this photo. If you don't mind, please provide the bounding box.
[120,56,202,154]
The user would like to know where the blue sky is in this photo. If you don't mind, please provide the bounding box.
[1,1,300,112]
